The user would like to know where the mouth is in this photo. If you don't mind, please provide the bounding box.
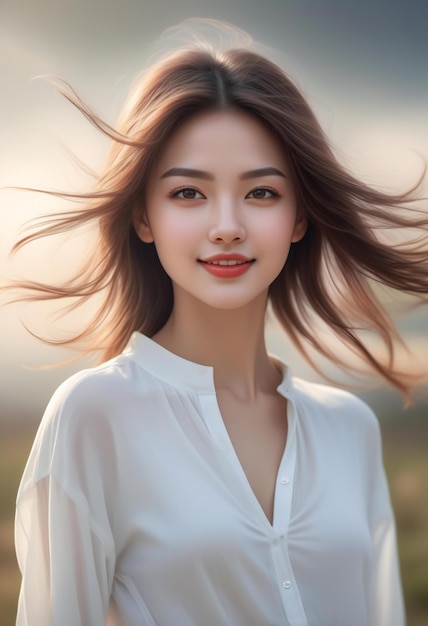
[199,254,254,265]
[198,255,254,278]
[201,259,251,266]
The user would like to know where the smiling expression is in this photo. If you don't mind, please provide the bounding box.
[134,109,307,312]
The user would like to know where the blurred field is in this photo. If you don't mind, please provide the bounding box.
[1,407,427,626]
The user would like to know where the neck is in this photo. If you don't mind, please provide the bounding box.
[152,292,281,400]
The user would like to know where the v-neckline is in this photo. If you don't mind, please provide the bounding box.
[127,332,298,532]
[202,383,297,533]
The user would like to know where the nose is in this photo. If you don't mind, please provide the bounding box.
[208,200,246,244]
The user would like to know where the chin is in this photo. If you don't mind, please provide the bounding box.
[198,293,267,312]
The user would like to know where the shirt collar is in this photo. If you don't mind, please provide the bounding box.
[125,331,294,398]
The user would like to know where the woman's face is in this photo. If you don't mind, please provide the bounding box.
[135,109,306,312]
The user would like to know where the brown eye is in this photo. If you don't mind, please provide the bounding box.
[247,188,278,200]
[174,188,204,200]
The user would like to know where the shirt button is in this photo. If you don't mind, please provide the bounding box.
[280,476,290,485]
[282,580,292,589]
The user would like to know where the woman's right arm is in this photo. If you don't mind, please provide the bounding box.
[15,374,117,626]
[15,476,115,626]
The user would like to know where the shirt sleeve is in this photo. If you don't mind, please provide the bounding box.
[15,375,117,626]
[366,416,406,626]
[15,477,114,626]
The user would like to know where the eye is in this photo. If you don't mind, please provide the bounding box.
[172,187,205,200]
[246,187,279,200]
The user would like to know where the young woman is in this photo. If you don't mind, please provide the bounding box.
[12,26,428,626]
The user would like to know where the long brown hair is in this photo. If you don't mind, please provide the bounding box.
[7,36,428,398]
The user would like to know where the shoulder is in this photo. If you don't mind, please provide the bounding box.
[23,353,155,481]
[291,377,380,434]
[292,376,375,416]
[45,350,155,423]
[27,355,155,464]
[290,379,386,483]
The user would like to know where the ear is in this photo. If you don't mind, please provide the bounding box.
[133,213,154,243]
[291,214,308,243]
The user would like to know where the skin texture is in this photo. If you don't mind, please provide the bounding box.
[133,110,307,523]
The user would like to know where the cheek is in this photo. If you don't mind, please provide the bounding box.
[159,230,199,259]
[258,224,297,276]
[256,213,297,247]
[149,208,197,243]
[149,214,202,271]
[168,218,202,241]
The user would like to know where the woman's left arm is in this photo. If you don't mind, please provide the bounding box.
[366,416,406,626]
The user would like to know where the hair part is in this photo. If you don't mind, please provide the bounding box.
[6,37,428,400]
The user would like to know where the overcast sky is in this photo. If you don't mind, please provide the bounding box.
[1,0,427,426]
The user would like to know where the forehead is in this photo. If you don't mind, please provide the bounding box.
[153,109,287,174]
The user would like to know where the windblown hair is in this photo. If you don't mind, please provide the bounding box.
[8,36,428,398]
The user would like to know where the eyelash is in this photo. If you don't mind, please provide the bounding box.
[170,186,280,200]
[170,187,205,200]
[246,187,280,200]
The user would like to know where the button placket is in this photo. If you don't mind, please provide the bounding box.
[269,399,308,625]
[272,398,297,534]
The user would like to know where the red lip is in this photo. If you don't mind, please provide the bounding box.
[198,253,254,279]
[199,253,253,263]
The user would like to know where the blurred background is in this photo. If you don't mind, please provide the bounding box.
[0,0,427,624]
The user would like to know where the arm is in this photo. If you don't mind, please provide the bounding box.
[15,375,117,626]
[367,417,406,626]
[15,475,115,626]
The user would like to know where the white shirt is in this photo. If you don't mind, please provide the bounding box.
[15,332,405,626]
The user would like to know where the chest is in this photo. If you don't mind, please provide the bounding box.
[107,389,373,626]
[113,392,371,581]
[215,391,288,525]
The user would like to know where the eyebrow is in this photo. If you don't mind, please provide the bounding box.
[159,166,286,181]
[240,167,286,180]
